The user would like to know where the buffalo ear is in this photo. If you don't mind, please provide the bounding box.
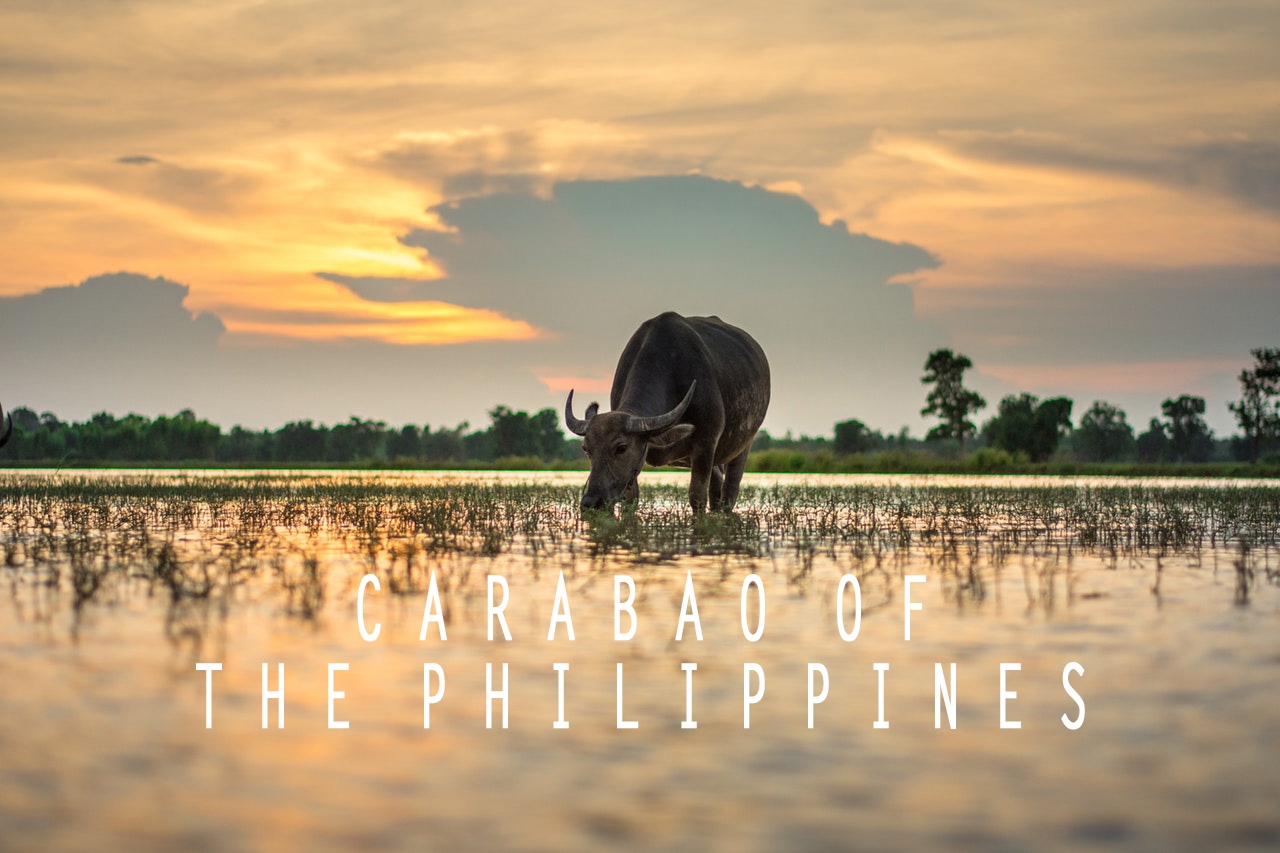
[648,423,694,448]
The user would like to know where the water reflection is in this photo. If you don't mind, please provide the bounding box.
[0,471,1278,850]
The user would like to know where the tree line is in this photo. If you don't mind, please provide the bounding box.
[2,347,1276,468]
[0,405,577,466]
[908,346,1280,464]
[752,347,1280,468]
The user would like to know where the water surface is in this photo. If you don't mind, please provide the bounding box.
[1,471,1277,851]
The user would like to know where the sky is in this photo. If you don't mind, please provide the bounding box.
[1,0,1278,436]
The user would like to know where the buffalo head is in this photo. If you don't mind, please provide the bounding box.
[565,382,697,511]
[0,402,11,449]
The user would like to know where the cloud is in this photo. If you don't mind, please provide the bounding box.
[939,130,1280,215]
[377,174,944,434]
[362,122,679,200]
[93,156,263,215]
[0,272,549,430]
[1176,140,1280,214]
[0,178,945,435]
[313,273,444,303]
[945,265,1280,366]
[0,273,226,416]
[938,264,1280,431]
[0,272,224,349]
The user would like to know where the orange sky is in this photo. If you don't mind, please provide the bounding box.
[1,0,1277,431]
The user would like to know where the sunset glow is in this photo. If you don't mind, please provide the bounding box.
[1,0,1276,432]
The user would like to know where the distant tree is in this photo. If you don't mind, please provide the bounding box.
[1162,396,1213,462]
[149,409,220,460]
[488,406,533,458]
[10,407,40,432]
[1136,418,1169,462]
[487,406,567,460]
[275,420,327,462]
[423,423,469,462]
[982,394,1073,462]
[833,419,873,455]
[1073,401,1135,463]
[531,408,568,460]
[388,424,423,459]
[921,349,986,454]
[217,426,270,463]
[329,417,387,462]
[463,427,493,462]
[1228,347,1280,462]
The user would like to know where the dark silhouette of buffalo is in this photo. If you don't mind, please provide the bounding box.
[0,402,11,449]
[565,312,770,514]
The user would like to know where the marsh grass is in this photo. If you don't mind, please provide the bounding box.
[2,474,1278,644]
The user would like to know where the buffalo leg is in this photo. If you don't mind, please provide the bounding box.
[708,465,725,511]
[688,453,715,514]
[718,450,750,512]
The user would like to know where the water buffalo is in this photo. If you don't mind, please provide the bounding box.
[565,312,770,514]
[0,402,11,449]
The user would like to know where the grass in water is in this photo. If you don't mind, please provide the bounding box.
[2,473,1277,643]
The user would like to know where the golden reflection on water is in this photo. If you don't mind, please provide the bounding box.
[1,471,1278,850]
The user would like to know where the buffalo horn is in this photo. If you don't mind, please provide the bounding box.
[625,381,697,434]
[564,390,598,436]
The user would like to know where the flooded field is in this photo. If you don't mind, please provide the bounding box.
[1,470,1278,851]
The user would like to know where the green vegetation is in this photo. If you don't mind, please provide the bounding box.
[3,344,1277,474]
[1229,347,1280,463]
[2,474,1277,638]
[1074,401,1135,463]
[0,405,582,469]
[981,394,1072,462]
[920,349,985,453]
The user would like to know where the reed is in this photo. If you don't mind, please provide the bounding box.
[2,473,1276,641]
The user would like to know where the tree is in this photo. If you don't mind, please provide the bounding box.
[149,409,220,460]
[329,417,387,462]
[531,408,568,460]
[1136,418,1169,462]
[1073,401,1135,463]
[488,406,536,458]
[982,394,1073,462]
[217,426,270,463]
[488,406,569,460]
[921,349,986,454]
[388,424,423,459]
[1228,347,1280,462]
[833,419,873,455]
[422,423,468,462]
[274,420,327,462]
[9,407,39,432]
[1162,396,1213,463]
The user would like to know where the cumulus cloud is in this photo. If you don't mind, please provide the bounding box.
[312,273,443,303]
[349,174,943,433]
[1,177,946,435]
[0,273,225,416]
[3,177,1267,437]
[0,272,547,429]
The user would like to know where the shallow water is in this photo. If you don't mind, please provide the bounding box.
[1,471,1278,851]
